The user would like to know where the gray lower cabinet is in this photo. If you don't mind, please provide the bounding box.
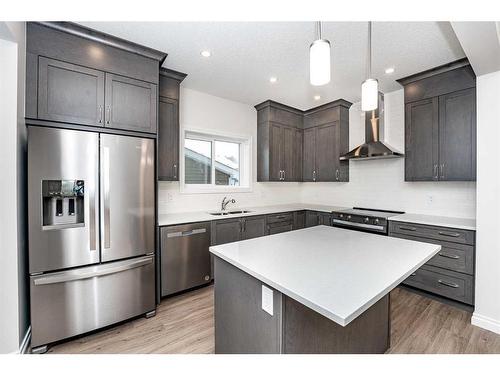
[212,216,267,245]
[104,73,157,133]
[389,220,475,305]
[294,211,306,229]
[38,57,105,127]
[305,211,321,227]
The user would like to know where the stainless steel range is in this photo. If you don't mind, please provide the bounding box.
[331,207,404,235]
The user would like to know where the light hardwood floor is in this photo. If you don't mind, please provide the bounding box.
[48,285,500,354]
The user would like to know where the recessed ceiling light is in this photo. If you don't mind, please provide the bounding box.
[385,67,395,74]
[314,95,321,101]
[200,50,211,58]
[269,76,278,84]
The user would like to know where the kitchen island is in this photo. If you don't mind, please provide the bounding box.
[210,225,441,354]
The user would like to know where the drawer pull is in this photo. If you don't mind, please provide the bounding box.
[399,226,417,232]
[438,252,460,260]
[410,272,417,276]
[438,231,461,238]
[437,279,459,288]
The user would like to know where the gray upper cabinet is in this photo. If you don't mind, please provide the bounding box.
[405,98,439,181]
[256,101,303,182]
[104,73,157,133]
[438,88,476,181]
[398,59,476,182]
[255,99,350,183]
[38,57,105,127]
[26,22,167,135]
[158,69,187,181]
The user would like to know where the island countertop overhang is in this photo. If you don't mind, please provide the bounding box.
[210,226,441,326]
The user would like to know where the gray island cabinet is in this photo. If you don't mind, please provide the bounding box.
[210,226,440,354]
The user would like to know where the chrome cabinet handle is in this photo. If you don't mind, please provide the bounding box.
[434,164,438,180]
[335,169,339,181]
[239,220,243,233]
[438,231,461,238]
[438,279,459,288]
[438,252,460,260]
[105,106,111,125]
[440,163,445,179]
[173,164,177,179]
[98,105,103,124]
[313,170,316,182]
[243,219,246,232]
[399,226,417,232]
[410,272,417,276]
[102,146,111,249]
[283,170,286,180]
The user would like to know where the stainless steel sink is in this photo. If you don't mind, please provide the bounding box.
[208,210,252,216]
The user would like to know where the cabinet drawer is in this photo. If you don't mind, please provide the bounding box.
[267,212,294,224]
[390,233,474,275]
[403,265,474,305]
[389,221,474,245]
[268,223,294,235]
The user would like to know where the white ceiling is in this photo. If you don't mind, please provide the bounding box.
[79,22,465,109]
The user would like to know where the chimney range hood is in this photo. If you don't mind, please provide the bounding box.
[340,92,404,161]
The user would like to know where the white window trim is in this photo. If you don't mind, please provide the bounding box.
[180,126,253,194]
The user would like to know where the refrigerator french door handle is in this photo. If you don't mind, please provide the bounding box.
[33,256,154,285]
[89,186,96,251]
[102,146,111,249]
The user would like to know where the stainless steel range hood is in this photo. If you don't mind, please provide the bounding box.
[340,92,404,161]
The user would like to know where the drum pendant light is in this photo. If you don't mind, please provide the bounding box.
[310,21,331,86]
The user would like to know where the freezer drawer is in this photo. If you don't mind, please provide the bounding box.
[30,255,155,348]
[161,222,211,296]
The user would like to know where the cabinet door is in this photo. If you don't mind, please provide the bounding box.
[269,123,283,181]
[38,57,105,126]
[318,213,332,226]
[213,219,241,245]
[303,128,316,181]
[105,73,157,133]
[439,88,476,181]
[305,211,320,227]
[282,126,295,181]
[294,211,305,229]
[315,123,338,182]
[158,97,179,181]
[242,216,267,240]
[405,98,439,181]
[292,129,303,182]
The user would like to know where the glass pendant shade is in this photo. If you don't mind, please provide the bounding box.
[361,78,378,111]
[310,39,331,86]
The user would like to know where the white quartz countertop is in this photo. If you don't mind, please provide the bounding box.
[389,213,476,231]
[158,203,349,226]
[210,226,440,327]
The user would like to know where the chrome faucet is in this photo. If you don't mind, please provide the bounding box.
[221,196,236,211]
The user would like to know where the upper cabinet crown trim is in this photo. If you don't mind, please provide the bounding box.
[396,58,471,86]
[304,99,353,115]
[254,100,304,115]
[160,68,188,82]
[38,22,168,64]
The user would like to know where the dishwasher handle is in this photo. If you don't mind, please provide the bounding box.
[167,228,207,238]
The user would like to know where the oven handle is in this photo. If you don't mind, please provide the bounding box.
[332,219,385,231]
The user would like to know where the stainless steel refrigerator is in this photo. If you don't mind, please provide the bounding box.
[28,126,156,353]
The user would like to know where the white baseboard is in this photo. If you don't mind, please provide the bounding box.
[471,313,500,334]
[19,326,31,354]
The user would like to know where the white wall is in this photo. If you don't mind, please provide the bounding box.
[158,88,302,214]
[0,21,27,354]
[300,89,476,218]
[472,71,500,334]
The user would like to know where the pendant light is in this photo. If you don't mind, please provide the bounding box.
[361,21,378,111]
[310,21,331,86]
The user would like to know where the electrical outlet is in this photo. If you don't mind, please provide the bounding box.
[427,195,433,205]
[167,193,173,202]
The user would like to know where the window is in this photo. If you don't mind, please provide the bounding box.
[182,130,251,193]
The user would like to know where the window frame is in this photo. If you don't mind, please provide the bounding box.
[180,127,253,194]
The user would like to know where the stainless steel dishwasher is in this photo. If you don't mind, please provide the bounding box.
[161,221,211,296]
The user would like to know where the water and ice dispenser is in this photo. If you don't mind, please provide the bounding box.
[42,180,85,228]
